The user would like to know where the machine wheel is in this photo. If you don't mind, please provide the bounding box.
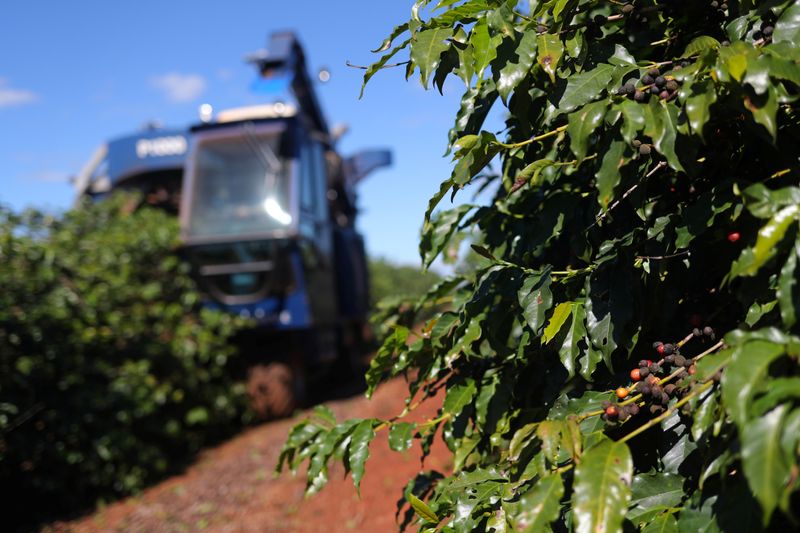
[246,361,304,419]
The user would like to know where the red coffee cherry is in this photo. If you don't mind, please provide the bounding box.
[727,232,740,243]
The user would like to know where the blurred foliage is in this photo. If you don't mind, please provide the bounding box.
[0,194,249,528]
[369,257,442,305]
[281,1,800,531]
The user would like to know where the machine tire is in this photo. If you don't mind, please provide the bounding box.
[246,362,303,419]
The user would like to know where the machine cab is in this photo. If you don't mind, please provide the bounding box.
[180,112,337,328]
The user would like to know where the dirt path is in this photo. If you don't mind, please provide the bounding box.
[45,377,449,533]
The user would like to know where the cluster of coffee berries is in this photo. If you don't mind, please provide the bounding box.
[615,66,683,105]
[692,325,716,340]
[753,15,776,43]
[631,139,652,156]
[602,399,640,424]
[709,1,728,13]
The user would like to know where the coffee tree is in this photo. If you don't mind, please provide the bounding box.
[279,1,800,530]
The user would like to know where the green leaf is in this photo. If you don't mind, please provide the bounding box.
[518,269,554,335]
[567,100,608,161]
[683,79,717,141]
[559,64,614,112]
[740,404,790,524]
[560,303,586,378]
[420,204,474,268]
[512,474,564,532]
[773,3,800,44]
[408,493,440,524]
[596,138,627,208]
[497,30,538,101]
[543,302,572,344]
[642,514,679,533]
[572,439,633,533]
[470,17,497,80]
[619,100,646,144]
[443,376,477,415]
[743,85,779,140]
[777,243,799,328]
[411,27,454,88]
[681,36,720,58]
[348,419,376,494]
[389,422,416,452]
[730,204,799,279]
[628,472,685,525]
[644,99,684,171]
[721,339,785,429]
[360,39,412,98]
[508,422,538,462]
[537,33,563,83]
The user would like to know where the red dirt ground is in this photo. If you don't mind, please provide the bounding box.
[44,377,449,533]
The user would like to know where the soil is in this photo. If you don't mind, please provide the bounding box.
[43,376,449,533]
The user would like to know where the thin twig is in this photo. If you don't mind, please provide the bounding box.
[591,161,667,228]
[636,250,690,260]
[345,60,410,70]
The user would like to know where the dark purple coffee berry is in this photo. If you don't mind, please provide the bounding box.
[664,384,676,396]
[659,90,671,100]
[664,354,675,364]
[655,76,666,87]
[762,25,774,37]
[666,80,679,91]
[642,74,654,85]
[634,90,646,102]
[650,86,660,95]
[663,344,675,355]
[703,326,713,336]
[628,403,640,415]
[639,367,650,378]
[647,67,660,77]
[673,354,687,367]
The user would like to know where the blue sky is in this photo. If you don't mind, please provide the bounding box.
[0,1,487,266]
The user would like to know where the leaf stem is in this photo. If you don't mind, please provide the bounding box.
[493,125,568,149]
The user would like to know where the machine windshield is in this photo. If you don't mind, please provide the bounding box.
[186,128,292,239]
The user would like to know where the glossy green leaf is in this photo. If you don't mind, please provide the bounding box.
[681,36,720,58]
[747,85,778,140]
[559,64,614,112]
[420,204,474,268]
[643,514,679,533]
[536,33,563,83]
[389,422,416,452]
[572,439,633,533]
[497,30,538,101]
[773,3,800,44]
[518,269,554,335]
[469,17,496,81]
[543,301,572,344]
[683,79,717,140]
[408,493,440,524]
[348,419,376,494]
[443,376,477,415]
[730,204,799,278]
[568,100,608,161]
[740,404,790,524]
[721,339,785,429]
[411,27,454,88]
[596,138,627,208]
[560,303,585,378]
[512,474,564,532]
[777,243,799,328]
[619,99,646,144]
[644,99,684,171]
